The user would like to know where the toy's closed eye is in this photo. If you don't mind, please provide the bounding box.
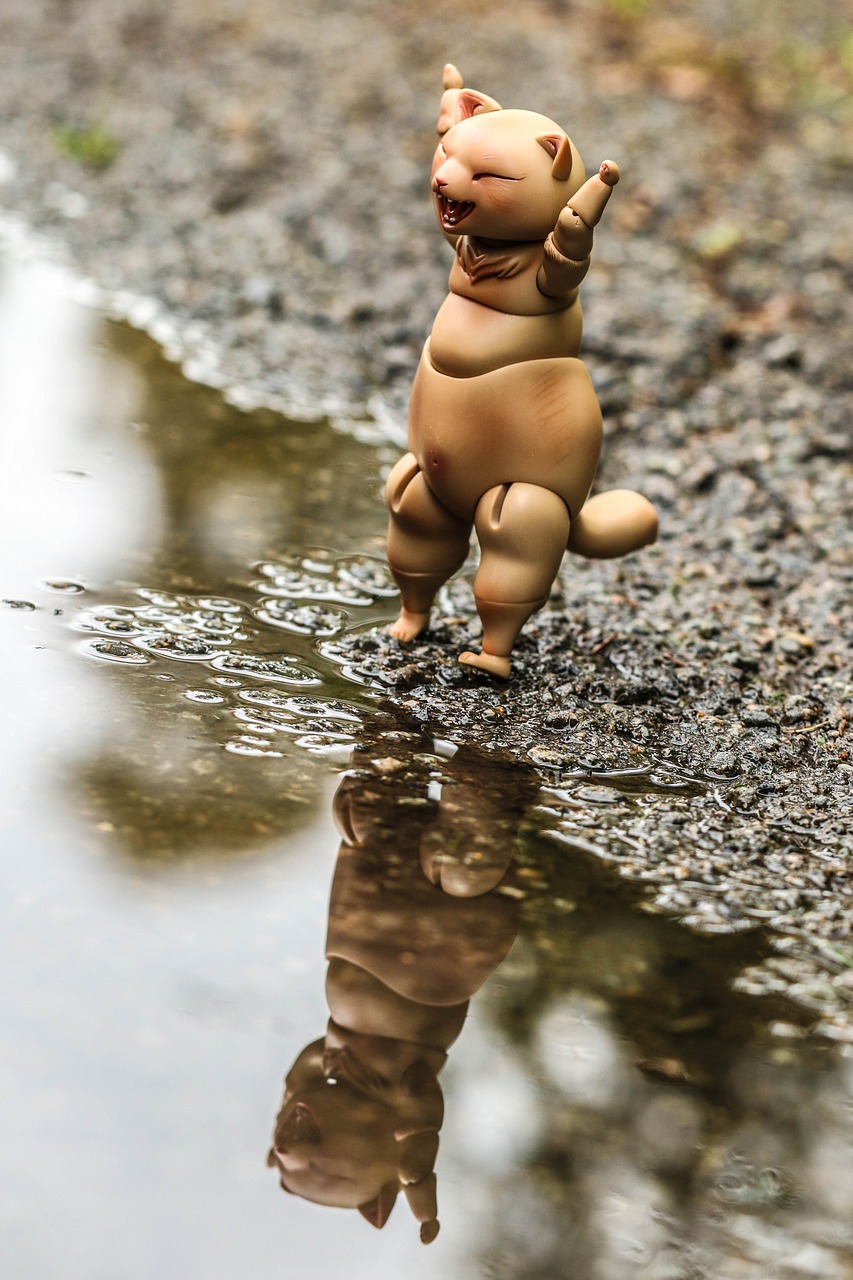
[473,172,519,182]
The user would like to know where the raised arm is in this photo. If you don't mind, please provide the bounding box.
[538,159,620,299]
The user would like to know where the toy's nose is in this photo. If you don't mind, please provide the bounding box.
[432,174,447,192]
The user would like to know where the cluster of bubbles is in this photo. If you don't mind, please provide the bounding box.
[69,552,398,763]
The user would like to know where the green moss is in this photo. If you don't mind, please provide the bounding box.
[54,123,120,171]
[604,0,649,17]
[694,221,744,262]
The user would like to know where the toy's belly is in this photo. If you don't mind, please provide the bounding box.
[428,292,582,377]
[408,347,603,522]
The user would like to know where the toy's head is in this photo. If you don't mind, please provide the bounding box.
[268,1036,443,1242]
[267,1039,402,1216]
[431,90,586,242]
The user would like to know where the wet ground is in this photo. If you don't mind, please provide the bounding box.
[2,261,852,1279]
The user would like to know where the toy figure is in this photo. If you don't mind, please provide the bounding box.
[268,722,536,1242]
[386,65,658,677]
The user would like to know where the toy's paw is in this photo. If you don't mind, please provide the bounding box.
[388,609,430,643]
[599,159,621,187]
[458,650,511,679]
[420,1219,440,1244]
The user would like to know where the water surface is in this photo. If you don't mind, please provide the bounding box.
[1,260,851,1279]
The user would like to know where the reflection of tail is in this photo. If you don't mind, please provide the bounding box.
[568,490,658,560]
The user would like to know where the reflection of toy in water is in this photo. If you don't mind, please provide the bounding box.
[268,722,536,1241]
[386,64,658,678]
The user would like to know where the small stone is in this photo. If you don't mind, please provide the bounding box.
[743,709,776,727]
[636,1056,692,1084]
[780,631,815,651]
[372,757,405,775]
[708,750,738,776]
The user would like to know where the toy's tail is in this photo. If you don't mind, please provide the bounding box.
[568,489,658,560]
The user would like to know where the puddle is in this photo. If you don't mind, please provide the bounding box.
[1,259,851,1278]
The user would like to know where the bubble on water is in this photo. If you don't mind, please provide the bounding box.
[82,638,149,665]
[252,555,375,606]
[224,739,285,758]
[336,554,397,597]
[256,557,332,582]
[196,597,242,613]
[316,639,386,688]
[137,605,178,623]
[293,734,355,761]
[135,631,220,661]
[73,610,141,635]
[137,589,181,607]
[281,696,361,723]
[210,653,321,685]
[185,689,227,704]
[135,612,220,641]
[280,718,354,739]
[238,686,293,708]
[257,568,369,604]
[40,578,85,594]
[188,609,243,636]
[253,568,328,597]
[233,706,295,728]
[2,599,36,611]
[254,599,347,636]
[300,548,337,572]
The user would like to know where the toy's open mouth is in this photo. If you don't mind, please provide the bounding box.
[437,193,475,228]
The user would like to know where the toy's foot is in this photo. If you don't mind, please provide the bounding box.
[458,650,511,679]
[388,608,430,643]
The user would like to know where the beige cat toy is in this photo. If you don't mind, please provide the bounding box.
[386,64,658,678]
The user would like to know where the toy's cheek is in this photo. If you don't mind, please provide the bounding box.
[430,145,447,176]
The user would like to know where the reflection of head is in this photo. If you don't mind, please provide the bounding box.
[268,1040,398,1210]
[268,1037,441,1242]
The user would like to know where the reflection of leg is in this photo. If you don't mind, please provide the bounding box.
[385,453,471,642]
[568,489,658,559]
[461,483,570,678]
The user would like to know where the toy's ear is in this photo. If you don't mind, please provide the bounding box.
[536,131,574,181]
[455,88,502,122]
[358,1181,399,1229]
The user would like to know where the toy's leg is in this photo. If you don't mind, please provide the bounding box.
[460,483,570,679]
[567,489,658,559]
[385,452,471,642]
